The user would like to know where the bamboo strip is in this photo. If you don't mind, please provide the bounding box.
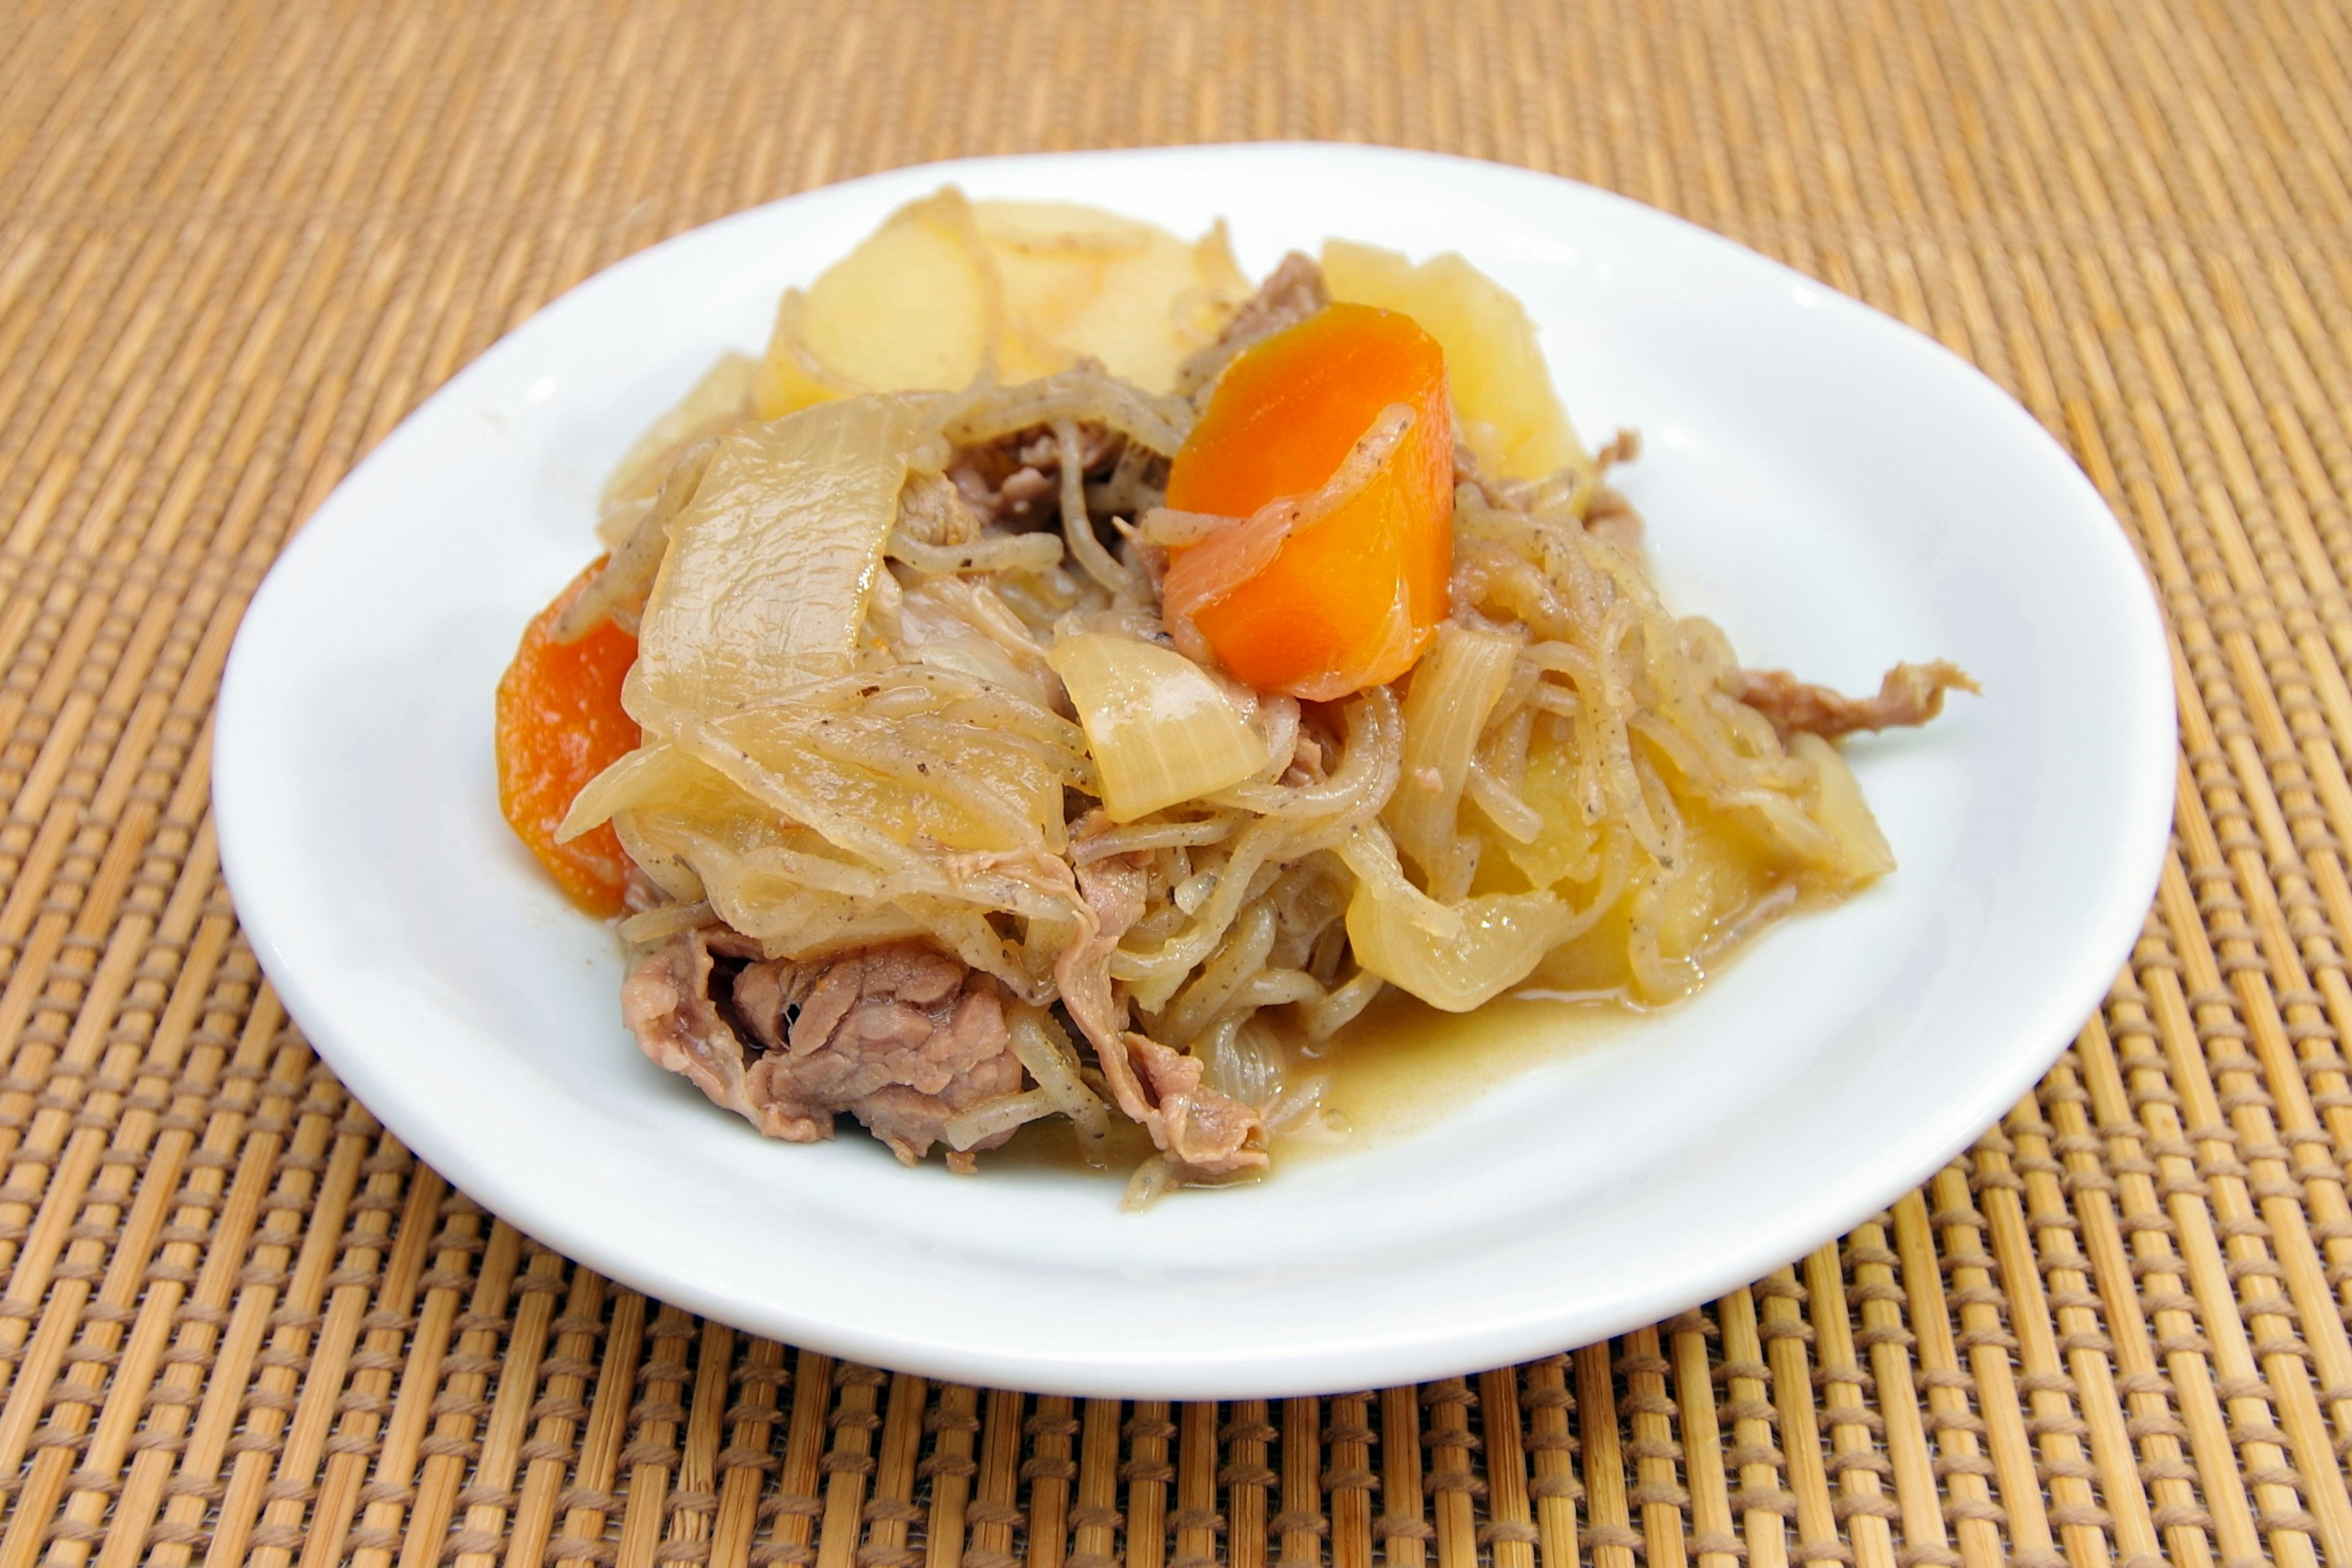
[924,1381,979,1568]
[1325,1393,1373,1568]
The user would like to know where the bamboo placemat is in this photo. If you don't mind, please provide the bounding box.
[2,0,2348,1563]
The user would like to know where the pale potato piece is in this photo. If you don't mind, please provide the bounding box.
[1495,734,1602,890]
[757,187,1246,413]
[1321,237,1590,481]
[757,189,993,419]
[1645,803,1778,958]
[1792,731,1897,886]
[980,200,1249,390]
[1347,886,1570,1012]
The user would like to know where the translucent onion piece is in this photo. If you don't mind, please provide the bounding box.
[1389,622,1519,886]
[1346,886,1571,1012]
[557,739,692,843]
[628,396,935,722]
[1047,632,1266,823]
[559,439,718,641]
[1199,1016,1287,1110]
[1335,824,1460,940]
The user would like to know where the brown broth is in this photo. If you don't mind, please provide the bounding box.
[1270,988,1639,1161]
[989,1106,1158,1175]
[985,987,1640,1178]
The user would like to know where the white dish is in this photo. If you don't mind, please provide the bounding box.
[215,144,2173,1398]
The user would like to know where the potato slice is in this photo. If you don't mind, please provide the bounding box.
[1792,731,1897,887]
[1321,237,1589,481]
[980,200,1249,391]
[758,187,1246,415]
[756,189,994,418]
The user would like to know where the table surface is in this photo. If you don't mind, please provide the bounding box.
[4,1,2351,1565]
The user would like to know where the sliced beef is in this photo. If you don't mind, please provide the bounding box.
[622,928,753,1115]
[1121,1034,1265,1176]
[628,902,1265,1180]
[622,932,1022,1171]
[736,942,1020,1169]
[1055,854,1148,1057]
[897,471,986,548]
[1735,660,1979,741]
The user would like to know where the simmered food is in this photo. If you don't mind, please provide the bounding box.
[496,189,1973,1199]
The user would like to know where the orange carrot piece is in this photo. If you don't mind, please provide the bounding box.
[496,560,641,915]
[1162,303,1452,699]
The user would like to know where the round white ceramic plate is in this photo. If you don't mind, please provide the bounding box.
[215,143,2173,1398]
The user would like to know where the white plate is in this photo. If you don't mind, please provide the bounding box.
[215,144,2173,1398]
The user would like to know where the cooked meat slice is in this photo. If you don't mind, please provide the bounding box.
[1581,492,1642,552]
[1174,251,1330,400]
[630,904,1264,1180]
[1219,250,1331,345]
[733,941,1022,1169]
[1735,660,1979,741]
[1117,1033,1267,1177]
[623,932,1023,1169]
[897,471,985,548]
[1581,435,1643,551]
[1055,854,1148,1055]
[1055,855,1267,1179]
[622,929,755,1118]
[948,422,1120,528]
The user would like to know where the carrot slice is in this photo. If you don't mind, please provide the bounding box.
[496,560,641,915]
[1163,303,1452,699]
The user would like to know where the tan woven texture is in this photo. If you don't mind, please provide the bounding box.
[2,0,2350,1564]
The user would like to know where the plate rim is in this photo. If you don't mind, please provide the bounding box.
[216,140,2177,1396]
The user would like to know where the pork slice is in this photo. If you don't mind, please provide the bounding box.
[1735,660,1979,741]
[733,941,1022,1169]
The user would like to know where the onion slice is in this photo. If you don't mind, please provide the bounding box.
[1047,633,1266,823]
[1346,886,1570,1013]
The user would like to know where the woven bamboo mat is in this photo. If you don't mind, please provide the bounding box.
[2,0,2349,1563]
